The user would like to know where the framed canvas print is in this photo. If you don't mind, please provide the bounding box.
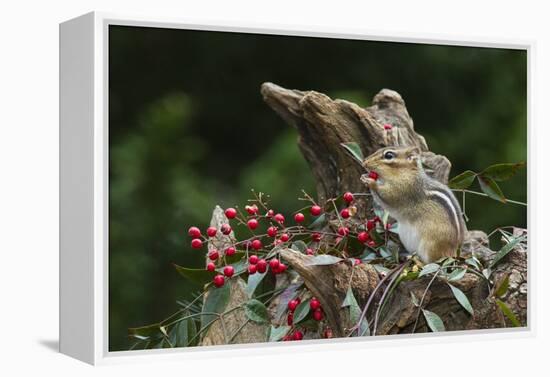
[59,12,532,365]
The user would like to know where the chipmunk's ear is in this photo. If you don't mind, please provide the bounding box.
[406,147,421,165]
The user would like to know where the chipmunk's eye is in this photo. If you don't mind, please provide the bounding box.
[383,151,396,160]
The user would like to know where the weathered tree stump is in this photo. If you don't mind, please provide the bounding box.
[199,83,527,345]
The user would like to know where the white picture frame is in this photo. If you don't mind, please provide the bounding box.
[59,11,534,365]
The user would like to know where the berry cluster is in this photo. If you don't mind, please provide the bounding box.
[187,190,390,289]
[183,189,398,342]
[282,296,325,341]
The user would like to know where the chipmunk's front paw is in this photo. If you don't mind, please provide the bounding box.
[361,174,376,188]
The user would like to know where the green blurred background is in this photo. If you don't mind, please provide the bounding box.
[108,25,527,351]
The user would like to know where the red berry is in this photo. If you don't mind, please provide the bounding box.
[294,213,305,223]
[310,298,321,310]
[267,226,278,237]
[313,308,324,321]
[251,239,262,250]
[279,233,290,242]
[368,171,379,180]
[249,255,259,264]
[224,207,237,219]
[206,262,216,272]
[208,250,219,260]
[248,264,257,274]
[338,227,349,236]
[367,239,376,247]
[278,263,287,273]
[310,205,322,216]
[223,265,234,278]
[191,239,203,249]
[269,259,280,271]
[288,299,299,311]
[366,219,376,230]
[188,226,201,239]
[383,123,393,130]
[225,246,236,256]
[213,274,225,287]
[357,231,370,243]
[343,192,354,203]
[306,248,314,255]
[274,213,285,224]
[256,259,267,273]
[386,223,392,230]
[287,312,294,325]
[354,258,362,265]
[247,218,259,230]
[266,209,274,218]
[340,208,350,219]
[206,226,217,237]
[324,328,333,338]
[220,224,232,235]
[245,205,259,215]
[374,216,381,223]
[292,331,304,340]
[312,233,322,242]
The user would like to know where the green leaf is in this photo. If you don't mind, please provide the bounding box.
[410,292,419,307]
[173,319,189,347]
[293,299,311,325]
[373,264,391,275]
[342,287,354,307]
[246,271,267,298]
[496,299,521,327]
[449,170,477,189]
[441,257,455,267]
[186,318,198,346]
[422,309,445,332]
[480,162,526,182]
[244,299,269,324]
[494,274,510,298]
[465,257,482,270]
[477,176,506,203]
[201,283,231,330]
[269,325,291,342]
[447,268,466,282]
[448,284,474,315]
[341,142,364,163]
[254,270,277,300]
[128,323,161,339]
[308,213,327,230]
[174,264,216,285]
[306,255,343,266]
[291,240,308,253]
[490,235,526,268]
[225,251,246,265]
[419,263,440,277]
[343,287,369,336]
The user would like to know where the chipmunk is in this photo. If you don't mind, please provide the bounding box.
[360,146,466,263]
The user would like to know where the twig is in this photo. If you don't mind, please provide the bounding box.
[353,262,407,336]
[454,189,527,206]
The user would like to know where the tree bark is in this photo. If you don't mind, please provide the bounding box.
[199,83,527,345]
